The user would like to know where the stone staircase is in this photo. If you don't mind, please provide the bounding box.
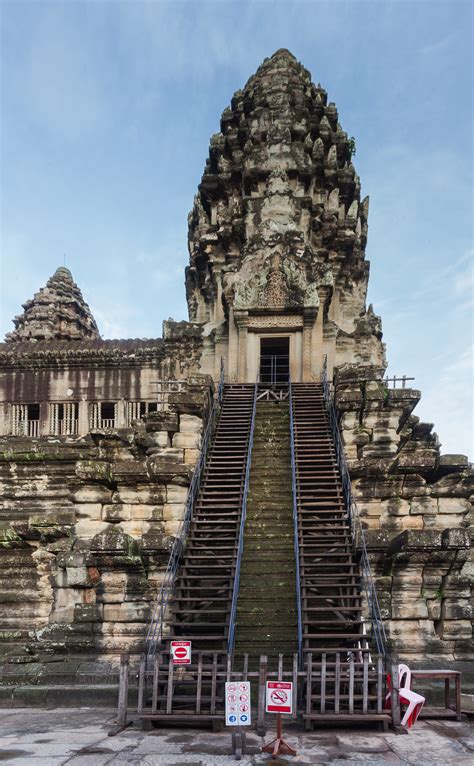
[234,400,298,664]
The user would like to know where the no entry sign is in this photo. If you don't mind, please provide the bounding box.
[266,681,293,715]
[225,681,251,726]
[170,640,191,665]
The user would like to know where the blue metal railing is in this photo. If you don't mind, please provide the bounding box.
[289,380,303,665]
[320,363,387,656]
[146,364,225,658]
[227,381,258,656]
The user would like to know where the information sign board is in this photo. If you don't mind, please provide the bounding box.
[225,681,251,726]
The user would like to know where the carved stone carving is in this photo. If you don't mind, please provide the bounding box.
[247,315,303,329]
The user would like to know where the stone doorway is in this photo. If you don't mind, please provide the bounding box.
[259,336,290,383]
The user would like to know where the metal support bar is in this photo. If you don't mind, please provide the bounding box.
[227,379,258,656]
[320,366,387,657]
[289,380,303,666]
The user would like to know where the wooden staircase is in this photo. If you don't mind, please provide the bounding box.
[291,382,386,726]
[168,384,255,652]
[291,382,367,656]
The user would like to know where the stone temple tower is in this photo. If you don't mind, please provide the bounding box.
[187,49,384,383]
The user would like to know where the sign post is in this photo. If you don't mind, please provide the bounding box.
[262,681,296,757]
[225,681,251,760]
[170,640,191,665]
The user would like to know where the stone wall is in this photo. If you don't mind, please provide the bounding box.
[335,366,473,676]
[0,376,212,704]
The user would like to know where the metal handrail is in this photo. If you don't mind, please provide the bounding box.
[321,366,387,657]
[289,380,303,665]
[227,380,258,655]
[146,364,225,658]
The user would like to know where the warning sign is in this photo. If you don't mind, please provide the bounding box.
[170,640,191,665]
[225,681,251,726]
[265,681,293,715]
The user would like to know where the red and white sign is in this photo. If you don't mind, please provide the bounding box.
[265,681,293,715]
[170,640,191,665]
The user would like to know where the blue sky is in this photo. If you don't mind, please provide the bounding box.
[1,0,472,456]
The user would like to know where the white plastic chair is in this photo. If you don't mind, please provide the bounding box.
[384,663,425,728]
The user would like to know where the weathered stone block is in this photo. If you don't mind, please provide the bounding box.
[410,497,436,515]
[74,519,109,539]
[437,498,470,514]
[75,461,111,483]
[184,448,201,465]
[392,596,428,619]
[163,503,186,522]
[384,498,410,516]
[166,484,188,504]
[97,572,126,603]
[164,519,181,537]
[358,501,382,518]
[442,529,470,548]
[75,503,103,521]
[397,449,437,473]
[172,432,201,449]
[438,454,469,472]
[401,474,429,497]
[130,504,162,521]
[440,620,472,640]
[426,599,441,620]
[381,514,423,530]
[66,567,90,587]
[146,431,169,448]
[145,412,179,432]
[74,604,103,623]
[102,504,132,522]
[103,603,149,622]
[179,414,202,433]
[423,514,466,530]
[443,601,472,620]
[120,520,148,537]
[72,486,112,503]
[113,485,166,504]
[110,460,148,482]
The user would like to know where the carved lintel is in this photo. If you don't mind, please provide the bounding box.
[247,314,303,330]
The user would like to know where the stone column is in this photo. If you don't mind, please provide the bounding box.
[234,310,249,383]
[302,307,317,382]
[78,399,89,436]
[313,287,331,378]
[228,306,238,382]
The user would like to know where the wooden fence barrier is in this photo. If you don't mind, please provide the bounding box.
[115,651,391,732]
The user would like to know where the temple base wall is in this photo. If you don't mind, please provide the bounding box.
[335,366,473,685]
[0,377,212,705]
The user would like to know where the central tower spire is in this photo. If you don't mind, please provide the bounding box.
[186,50,384,382]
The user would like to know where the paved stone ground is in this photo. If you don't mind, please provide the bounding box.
[0,709,473,765]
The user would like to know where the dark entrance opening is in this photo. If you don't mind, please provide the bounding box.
[259,337,290,383]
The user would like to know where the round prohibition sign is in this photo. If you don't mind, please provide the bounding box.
[174,647,188,659]
[270,689,288,705]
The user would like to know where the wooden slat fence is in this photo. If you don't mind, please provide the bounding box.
[117,651,391,732]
